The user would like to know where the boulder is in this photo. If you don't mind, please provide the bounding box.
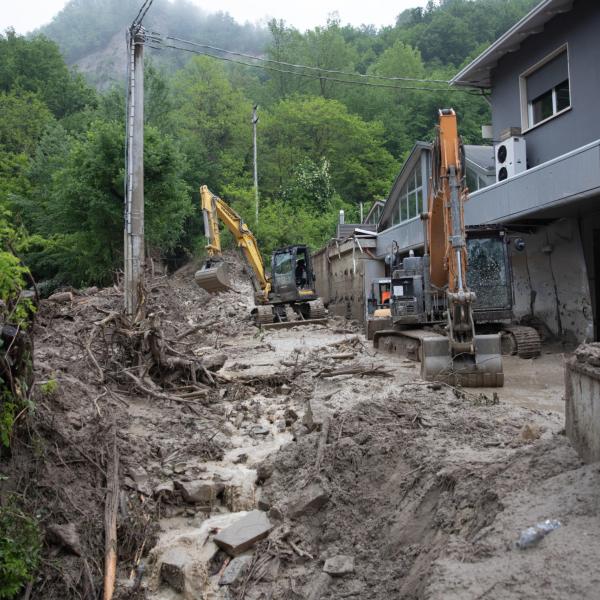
[214,510,273,557]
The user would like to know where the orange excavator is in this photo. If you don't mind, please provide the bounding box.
[374,109,504,387]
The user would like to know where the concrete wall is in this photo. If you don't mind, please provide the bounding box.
[565,346,600,462]
[312,239,383,323]
[491,1,600,167]
[509,217,592,342]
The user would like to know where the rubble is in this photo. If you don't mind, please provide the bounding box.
[219,554,253,585]
[286,483,329,518]
[323,555,355,576]
[159,548,189,592]
[176,479,225,504]
[214,510,273,556]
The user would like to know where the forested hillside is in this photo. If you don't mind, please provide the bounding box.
[0,0,539,299]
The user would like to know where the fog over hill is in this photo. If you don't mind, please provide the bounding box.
[37,0,270,88]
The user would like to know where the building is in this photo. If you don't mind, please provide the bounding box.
[451,0,598,342]
[316,0,598,343]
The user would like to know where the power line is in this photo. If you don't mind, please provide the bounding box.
[163,34,450,85]
[156,41,478,94]
[132,0,151,26]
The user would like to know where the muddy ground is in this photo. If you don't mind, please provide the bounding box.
[1,253,599,600]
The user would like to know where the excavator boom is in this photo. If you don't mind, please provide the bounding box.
[195,186,270,300]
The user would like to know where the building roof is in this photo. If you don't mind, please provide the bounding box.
[450,0,574,88]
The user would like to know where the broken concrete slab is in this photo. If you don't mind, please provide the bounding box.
[302,398,331,431]
[219,554,253,586]
[214,510,273,556]
[323,555,355,575]
[286,483,329,519]
[176,480,224,504]
[160,547,190,592]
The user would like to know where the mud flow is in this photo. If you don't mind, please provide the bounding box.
[2,252,599,600]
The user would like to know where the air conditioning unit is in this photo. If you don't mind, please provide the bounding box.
[495,136,526,182]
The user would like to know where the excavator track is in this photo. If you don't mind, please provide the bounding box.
[254,305,274,325]
[307,299,326,319]
[501,326,541,359]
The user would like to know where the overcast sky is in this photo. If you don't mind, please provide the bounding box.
[1,0,428,34]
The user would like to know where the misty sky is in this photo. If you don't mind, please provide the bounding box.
[1,0,428,34]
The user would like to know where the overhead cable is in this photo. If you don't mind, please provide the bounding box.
[157,41,478,94]
[164,34,451,85]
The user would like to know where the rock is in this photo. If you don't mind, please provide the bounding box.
[128,466,151,495]
[284,407,298,426]
[214,510,273,557]
[46,523,82,556]
[160,548,190,592]
[233,453,248,464]
[275,419,286,432]
[173,462,187,474]
[176,480,225,504]
[256,460,274,484]
[304,572,332,600]
[302,399,331,432]
[520,424,541,442]
[153,481,175,498]
[286,484,329,519]
[219,554,253,585]
[323,555,355,575]
[250,425,270,436]
[48,291,73,303]
[202,353,228,372]
[267,506,284,522]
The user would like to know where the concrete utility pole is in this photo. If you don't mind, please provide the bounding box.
[124,26,145,318]
[252,104,259,226]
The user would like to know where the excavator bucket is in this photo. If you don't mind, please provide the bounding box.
[194,263,232,293]
[421,334,504,387]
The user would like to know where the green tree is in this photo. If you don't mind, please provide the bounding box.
[260,96,396,205]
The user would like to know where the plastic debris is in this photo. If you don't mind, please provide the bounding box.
[516,519,562,549]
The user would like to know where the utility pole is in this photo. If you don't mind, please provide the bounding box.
[252,104,259,227]
[124,25,145,318]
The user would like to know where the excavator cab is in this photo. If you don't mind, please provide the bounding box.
[269,245,317,304]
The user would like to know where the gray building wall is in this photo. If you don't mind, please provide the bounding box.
[312,239,383,324]
[491,0,600,167]
[509,218,592,342]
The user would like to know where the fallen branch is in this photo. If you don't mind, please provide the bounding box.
[317,364,394,378]
[103,424,119,600]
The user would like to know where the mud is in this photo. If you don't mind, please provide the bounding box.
[1,251,598,600]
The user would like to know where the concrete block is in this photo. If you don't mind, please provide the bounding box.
[160,548,190,592]
[565,347,600,462]
[176,480,224,504]
[323,555,355,575]
[286,483,329,519]
[219,554,253,585]
[214,510,273,556]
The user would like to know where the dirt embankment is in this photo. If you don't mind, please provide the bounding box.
[1,252,599,600]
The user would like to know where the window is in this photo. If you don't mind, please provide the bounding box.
[395,165,424,226]
[466,167,490,192]
[521,47,571,130]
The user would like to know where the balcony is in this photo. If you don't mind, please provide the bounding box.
[466,139,600,224]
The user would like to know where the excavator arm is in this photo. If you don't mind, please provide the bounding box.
[197,185,271,300]
[428,109,476,351]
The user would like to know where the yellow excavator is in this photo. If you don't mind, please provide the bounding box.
[195,185,326,327]
[373,110,504,386]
